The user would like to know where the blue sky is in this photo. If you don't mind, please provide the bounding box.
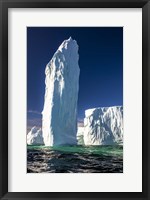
[27,27,123,130]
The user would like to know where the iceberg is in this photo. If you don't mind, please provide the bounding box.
[27,126,44,145]
[84,106,123,145]
[42,37,80,146]
[77,127,84,145]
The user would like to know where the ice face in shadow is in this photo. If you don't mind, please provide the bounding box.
[84,106,123,145]
[77,127,84,145]
[27,127,44,145]
[42,37,80,146]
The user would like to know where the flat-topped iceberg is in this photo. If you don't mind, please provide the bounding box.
[42,37,80,146]
[84,106,123,145]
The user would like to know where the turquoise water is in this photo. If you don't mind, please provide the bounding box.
[27,145,123,156]
[27,145,123,173]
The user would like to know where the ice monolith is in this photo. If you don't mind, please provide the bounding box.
[42,37,80,146]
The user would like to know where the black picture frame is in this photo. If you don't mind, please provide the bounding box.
[0,0,150,199]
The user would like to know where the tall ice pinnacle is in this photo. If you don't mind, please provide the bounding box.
[42,37,80,146]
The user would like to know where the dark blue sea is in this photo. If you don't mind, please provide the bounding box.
[27,145,123,173]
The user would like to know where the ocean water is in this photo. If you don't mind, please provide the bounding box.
[27,145,123,173]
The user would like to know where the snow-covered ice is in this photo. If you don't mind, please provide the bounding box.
[84,106,123,145]
[27,126,44,145]
[42,37,80,146]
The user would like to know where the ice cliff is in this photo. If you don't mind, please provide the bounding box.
[27,127,44,145]
[42,37,80,146]
[84,106,123,145]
